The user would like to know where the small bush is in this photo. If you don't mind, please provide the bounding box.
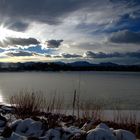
[9,90,46,118]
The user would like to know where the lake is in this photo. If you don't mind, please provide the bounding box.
[0,71,140,109]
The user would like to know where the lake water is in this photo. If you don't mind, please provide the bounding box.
[0,71,140,109]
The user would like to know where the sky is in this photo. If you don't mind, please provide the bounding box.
[0,0,140,64]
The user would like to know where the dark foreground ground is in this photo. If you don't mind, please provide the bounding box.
[0,105,139,140]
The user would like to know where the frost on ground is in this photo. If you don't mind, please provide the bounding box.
[0,105,137,140]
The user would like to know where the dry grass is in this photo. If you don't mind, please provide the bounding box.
[9,90,46,118]
[80,99,104,121]
[10,90,66,118]
[72,90,77,117]
[9,89,138,129]
[112,99,137,125]
[113,110,137,125]
[44,93,65,114]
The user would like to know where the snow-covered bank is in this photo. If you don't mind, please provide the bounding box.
[0,105,138,140]
[0,118,136,140]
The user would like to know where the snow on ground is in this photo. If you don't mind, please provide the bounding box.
[114,129,136,140]
[10,118,43,137]
[0,106,137,140]
[0,118,136,140]
[86,123,136,140]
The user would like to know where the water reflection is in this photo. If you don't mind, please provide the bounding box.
[0,89,4,104]
[0,72,140,109]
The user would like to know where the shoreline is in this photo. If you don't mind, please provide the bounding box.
[1,104,140,123]
[0,104,139,140]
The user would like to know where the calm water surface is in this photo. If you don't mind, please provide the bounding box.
[0,71,140,109]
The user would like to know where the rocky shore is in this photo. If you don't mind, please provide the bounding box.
[0,105,138,140]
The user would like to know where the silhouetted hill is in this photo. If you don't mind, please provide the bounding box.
[99,62,119,66]
[68,61,94,67]
[0,61,140,72]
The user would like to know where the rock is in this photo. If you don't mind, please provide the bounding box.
[5,132,27,140]
[25,121,43,137]
[96,123,111,132]
[10,119,23,130]
[15,118,33,135]
[81,120,94,131]
[87,123,116,140]
[45,128,62,140]
[70,133,87,140]
[41,127,82,140]
[136,123,140,138]
[1,106,15,114]
[114,129,136,140]
[63,126,86,140]
[64,126,86,135]
[1,126,13,138]
[87,128,116,140]
[0,115,7,127]
[28,137,39,140]
[10,118,43,137]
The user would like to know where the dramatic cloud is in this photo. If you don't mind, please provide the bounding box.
[0,37,40,47]
[46,40,63,48]
[0,0,93,25]
[109,30,140,44]
[84,51,140,59]
[52,55,62,58]
[126,51,140,58]
[6,51,38,57]
[84,51,122,58]
[9,21,29,31]
[45,54,52,58]
[62,53,82,58]
[0,0,140,63]
[50,53,82,58]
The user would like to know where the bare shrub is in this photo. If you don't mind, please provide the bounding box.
[113,110,137,125]
[44,93,65,114]
[112,99,137,125]
[9,90,46,118]
[72,90,77,117]
[80,99,104,121]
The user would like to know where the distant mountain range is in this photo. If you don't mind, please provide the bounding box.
[0,61,140,72]
[68,61,119,67]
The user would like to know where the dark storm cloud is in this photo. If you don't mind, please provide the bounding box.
[85,51,140,59]
[45,54,52,58]
[85,51,123,58]
[0,20,29,32]
[46,40,63,48]
[62,53,82,58]
[109,30,140,44]
[126,51,140,58]
[9,22,29,31]
[52,55,62,58]
[51,53,82,58]
[0,0,139,27]
[6,51,39,57]
[110,0,140,6]
[0,0,93,25]
[0,37,40,47]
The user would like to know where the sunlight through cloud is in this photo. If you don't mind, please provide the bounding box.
[0,24,27,43]
[0,89,4,103]
[0,25,8,42]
